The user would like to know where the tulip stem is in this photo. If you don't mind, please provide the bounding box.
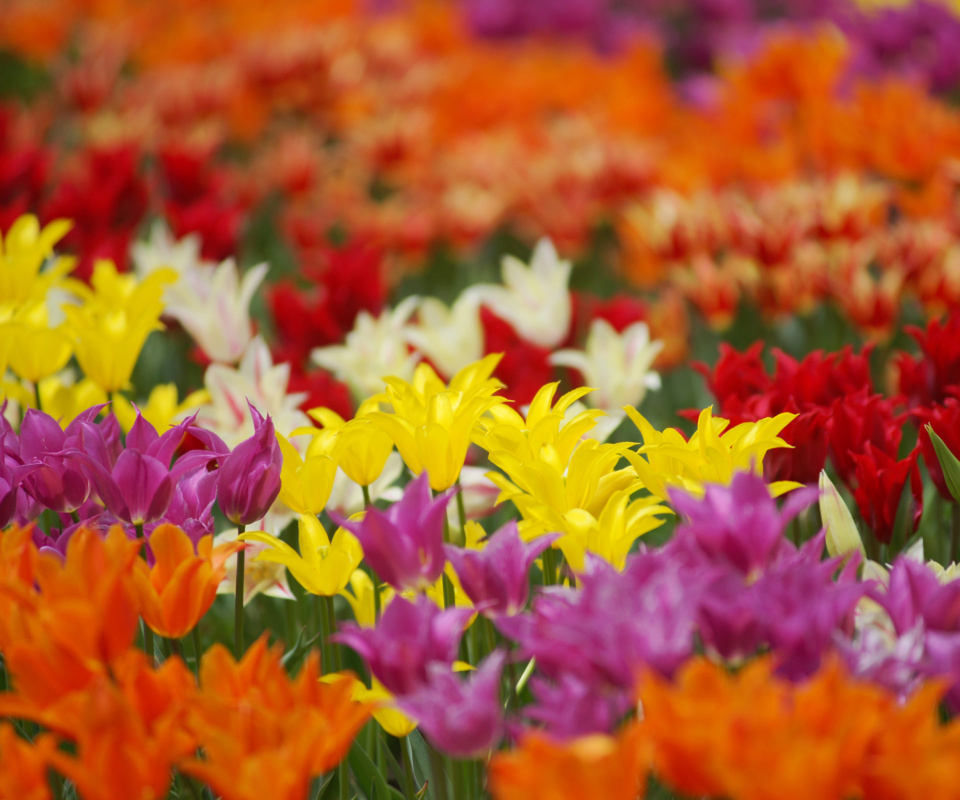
[191,627,202,681]
[33,381,41,412]
[234,524,246,660]
[451,758,465,800]
[542,546,557,586]
[143,625,155,667]
[455,479,467,536]
[324,595,342,672]
[951,504,960,565]
[401,736,418,800]
[362,484,372,509]
[428,745,449,800]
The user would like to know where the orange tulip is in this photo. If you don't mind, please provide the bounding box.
[0,524,41,649]
[43,654,197,800]
[133,524,241,639]
[640,657,960,800]
[182,637,371,800]
[0,723,52,800]
[0,526,141,721]
[489,723,647,800]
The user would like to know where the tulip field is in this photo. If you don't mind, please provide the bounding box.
[6,1,960,799]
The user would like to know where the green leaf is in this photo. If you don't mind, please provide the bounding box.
[280,628,321,671]
[348,742,392,800]
[928,426,960,504]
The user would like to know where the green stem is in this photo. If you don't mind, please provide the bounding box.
[34,381,41,412]
[951,504,960,565]
[339,760,350,800]
[401,736,418,800]
[455,479,468,537]
[428,745,449,800]
[191,627,202,681]
[515,657,536,697]
[452,758,465,800]
[143,624,155,667]
[483,616,497,660]
[542,546,557,586]
[362,484,372,509]
[234,523,246,660]
[134,522,144,540]
[442,572,456,611]
[284,597,298,649]
[167,637,183,659]
[324,595,342,672]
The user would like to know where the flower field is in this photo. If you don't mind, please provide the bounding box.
[4,1,960,798]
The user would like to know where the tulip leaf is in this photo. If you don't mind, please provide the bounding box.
[314,774,337,800]
[280,627,321,671]
[928,426,960,504]
[348,741,393,800]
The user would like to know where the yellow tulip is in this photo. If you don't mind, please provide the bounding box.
[38,374,108,426]
[0,215,74,312]
[340,569,387,629]
[241,514,362,596]
[477,382,604,470]
[623,405,800,501]
[5,301,72,384]
[275,431,338,515]
[556,489,670,571]
[325,673,418,738]
[309,404,394,488]
[370,357,506,492]
[62,260,175,393]
[113,383,210,433]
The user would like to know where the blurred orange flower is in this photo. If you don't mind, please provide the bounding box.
[489,723,647,800]
[0,526,141,720]
[182,637,371,800]
[640,657,960,800]
[0,722,52,800]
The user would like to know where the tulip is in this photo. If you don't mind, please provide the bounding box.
[445,522,558,616]
[133,523,241,639]
[397,651,505,758]
[819,470,865,560]
[469,238,572,349]
[241,514,362,597]
[310,404,394,488]
[216,403,283,526]
[335,595,472,696]
[330,472,454,592]
[62,260,175,393]
[274,429,336,515]
[550,319,664,412]
[370,357,505,492]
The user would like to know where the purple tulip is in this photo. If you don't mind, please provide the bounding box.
[72,410,212,526]
[156,466,219,543]
[331,472,455,592]
[215,403,282,526]
[667,471,817,579]
[445,522,558,616]
[874,557,960,636]
[335,595,472,696]
[397,652,505,758]
[524,674,632,740]
[16,407,107,513]
[498,551,702,691]
[866,557,960,709]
